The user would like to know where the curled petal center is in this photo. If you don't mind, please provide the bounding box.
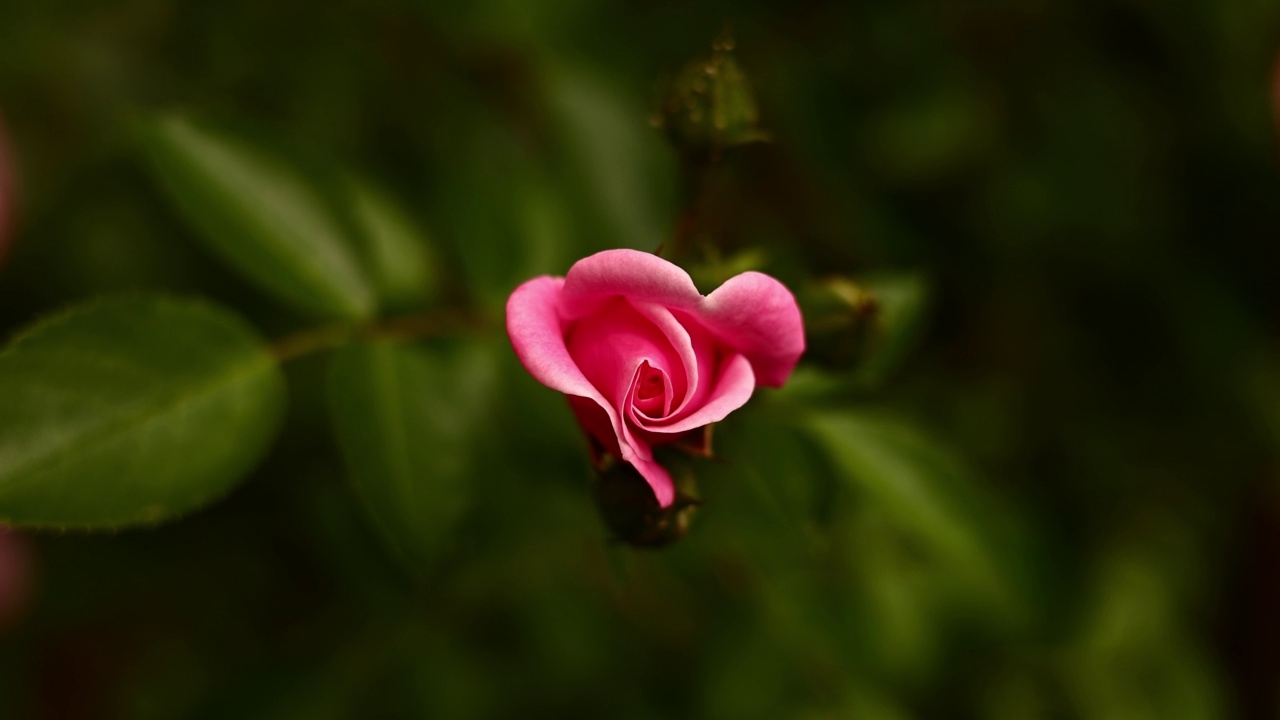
[631,361,671,418]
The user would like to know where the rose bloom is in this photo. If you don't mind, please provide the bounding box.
[506,249,804,507]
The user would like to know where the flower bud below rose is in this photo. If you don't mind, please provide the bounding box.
[592,452,699,547]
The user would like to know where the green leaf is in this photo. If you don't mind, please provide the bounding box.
[347,179,437,312]
[844,507,946,681]
[806,410,1027,620]
[0,296,286,528]
[430,119,575,306]
[144,115,375,319]
[859,81,995,184]
[543,64,672,252]
[1065,545,1228,720]
[708,406,824,546]
[328,339,499,571]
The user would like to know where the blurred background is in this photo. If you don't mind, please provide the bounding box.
[2,0,1280,718]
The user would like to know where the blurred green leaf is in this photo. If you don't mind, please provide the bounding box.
[347,179,437,313]
[328,339,499,572]
[978,666,1053,720]
[1064,545,1227,720]
[838,681,916,720]
[144,115,375,319]
[846,508,944,682]
[543,64,671,252]
[859,81,995,184]
[431,121,573,306]
[711,406,824,544]
[0,296,285,528]
[806,410,1026,620]
[700,622,793,720]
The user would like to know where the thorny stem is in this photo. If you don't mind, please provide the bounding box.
[270,308,492,363]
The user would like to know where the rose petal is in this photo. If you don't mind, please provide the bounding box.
[507,277,600,399]
[634,353,755,435]
[566,297,687,408]
[629,301,702,416]
[571,383,675,507]
[507,278,644,463]
[567,300,683,478]
[631,454,676,508]
[560,251,804,387]
[561,249,703,319]
[567,395,621,460]
[630,361,672,418]
[701,272,805,387]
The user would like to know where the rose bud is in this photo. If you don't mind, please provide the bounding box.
[654,35,768,159]
[506,249,805,508]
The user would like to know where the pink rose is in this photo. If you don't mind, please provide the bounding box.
[506,249,805,507]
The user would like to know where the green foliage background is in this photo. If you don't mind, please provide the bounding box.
[2,0,1280,717]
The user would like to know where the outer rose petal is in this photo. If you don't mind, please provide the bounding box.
[701,272,805,387]
[561,249,703,319]
[507,277,600,399]
[631,455,676,508]
[561,250,804,387]
[507,277,663,491]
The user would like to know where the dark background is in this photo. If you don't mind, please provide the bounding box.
[1,1,1279,717]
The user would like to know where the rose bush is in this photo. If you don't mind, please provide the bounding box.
[506,249,804,507]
